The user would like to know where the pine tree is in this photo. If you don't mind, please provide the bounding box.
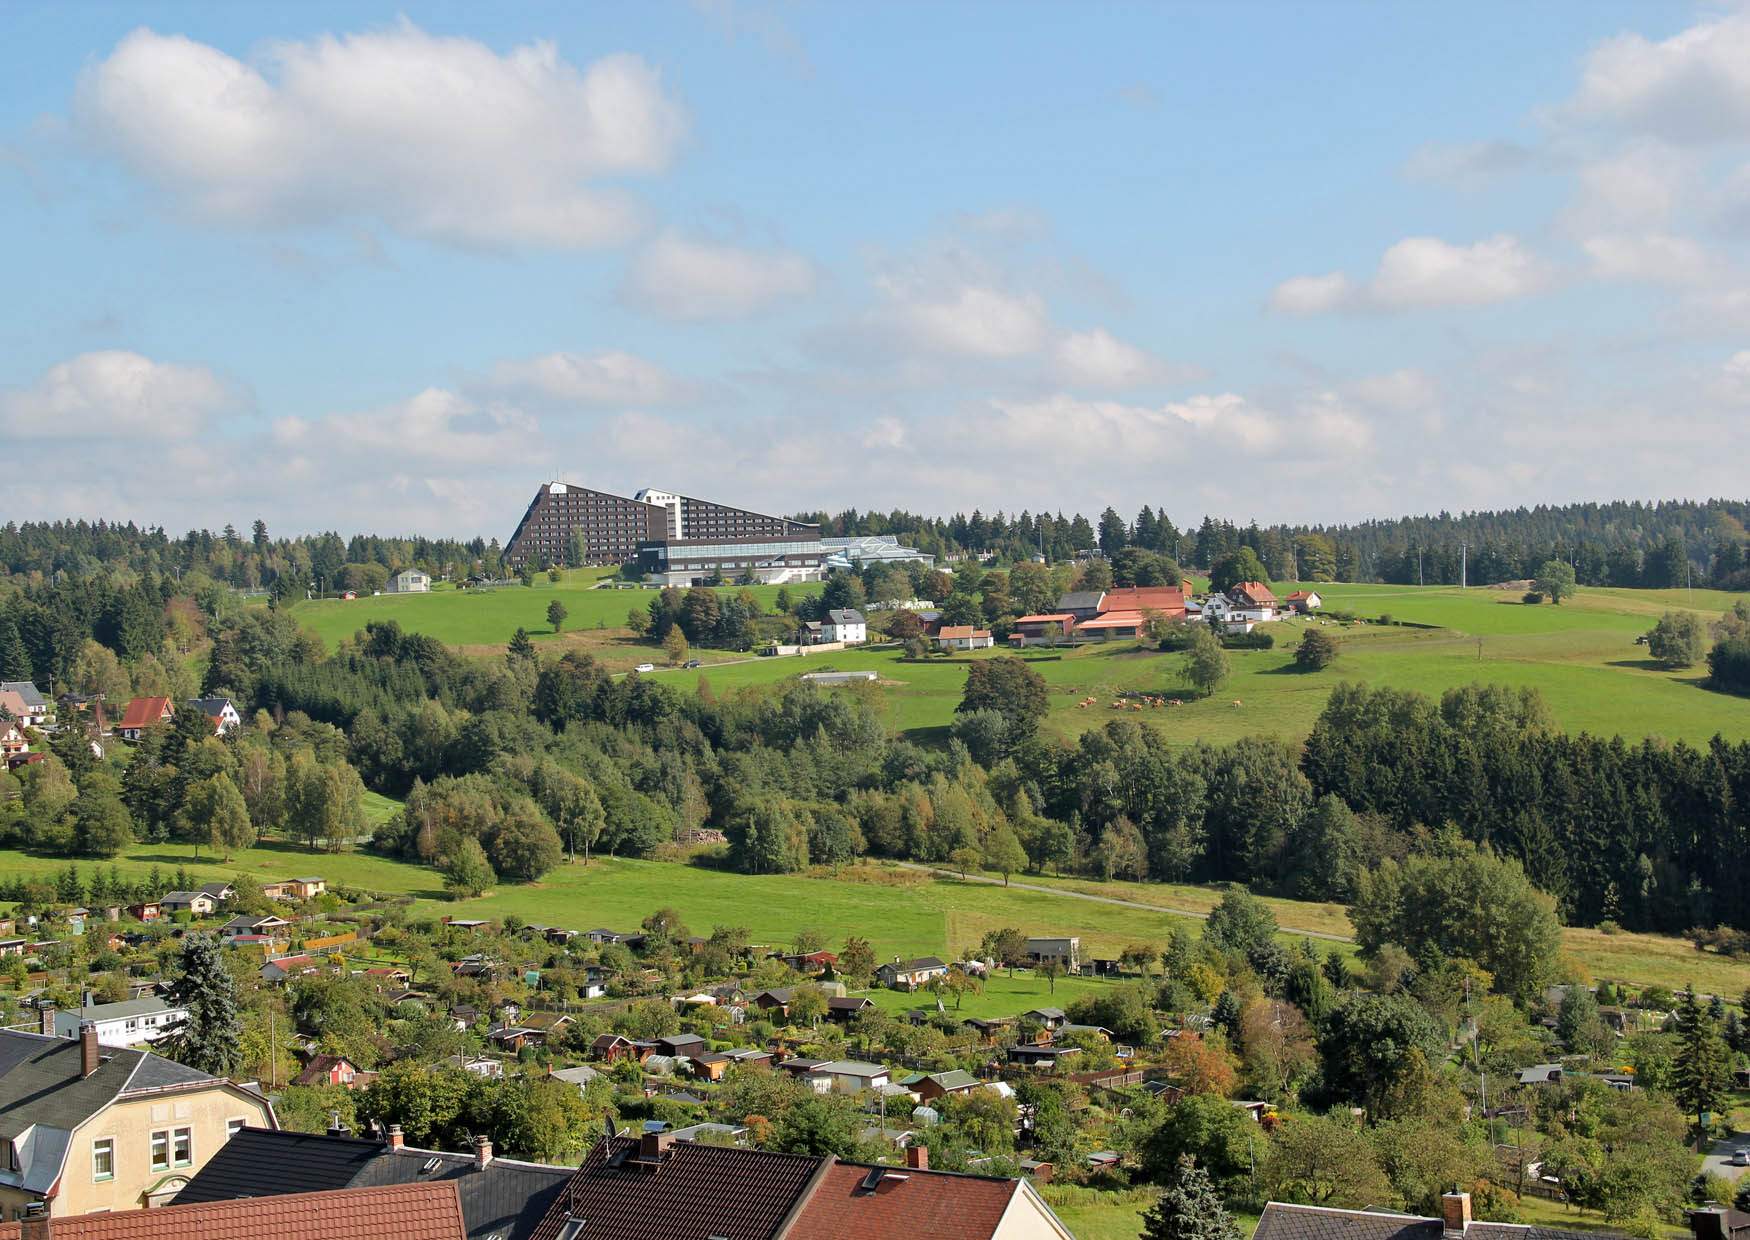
[0,616,31,681]
[1674,986,1731,1128]
[163,934,242,1076]
[1141,1155,1242,1240]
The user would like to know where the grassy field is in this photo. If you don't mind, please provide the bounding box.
[5,838,1743,997]
[666,581,1750,747]
[282,568,821,667]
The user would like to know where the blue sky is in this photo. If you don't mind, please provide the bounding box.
[3,1,1748,540]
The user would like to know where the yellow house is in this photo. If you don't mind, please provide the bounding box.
[0,1026,275,1220]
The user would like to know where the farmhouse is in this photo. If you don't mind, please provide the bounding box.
[934,625,994,652]
[385,569,432,593]
[1284,589,1322,613]
[115,695,174,741]
[819,608,868,644]
[1009,613,1076,646]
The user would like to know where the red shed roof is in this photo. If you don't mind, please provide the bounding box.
[788,1161,1026,1240]
[0,1182,466,1240]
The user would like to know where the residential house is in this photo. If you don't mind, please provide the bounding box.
[175,1124,570,1240]
[0,682,49,727]
[197,882,235,903]
[292,1054,369,1089]
[524,1136,1074,1240]
[815,1060,891,1095]
[826,996,875,1022]
[1252,1192,1626,1240]
[819,609,868,644]
[1024,938,1080,970]
[259,955,323,983]
[385,570,432,594]
[1228,581,1279,620]
[0,1182,468,1240]
[156,891,218,917]
[934,625,994,652]
[899,1070,982,1102]
[0,723,27,767]
[875,957,950,990]
[1284,589,1322,613]
[186,697,242,736]
[219,914,290,942]
[115,696,174,742]
[1009,614,1076,646]
[0,1026,275,1219]
[44,998,187,1048]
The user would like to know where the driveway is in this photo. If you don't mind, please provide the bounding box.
[1702,1130,1750,1181]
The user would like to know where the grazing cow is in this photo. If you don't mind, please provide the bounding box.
[1232,700,1243,708]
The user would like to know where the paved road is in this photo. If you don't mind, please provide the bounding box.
[892,862,1355,944]
[1702,1131,1750,1181]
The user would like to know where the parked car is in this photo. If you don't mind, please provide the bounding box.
[683,659,701,669]
[634,663,655,673]
[1731,1148,1750,1166]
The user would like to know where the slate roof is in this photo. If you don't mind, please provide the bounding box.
[176,1127,570,1240]
[787,1162,1025,1240]
[1057,590,1106,611]
[527,1137,827,1240]
[0,682,45,709]
[1251,1204,1626,1240]
[826,609,866,625]
[0,1183,467,1240]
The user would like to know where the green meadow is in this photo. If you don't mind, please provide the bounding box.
[8,839,1748,997]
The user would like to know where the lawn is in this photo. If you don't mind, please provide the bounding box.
[282,568,820,663]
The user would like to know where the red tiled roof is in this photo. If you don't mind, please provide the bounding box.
[788,1162,1021,1240]
[1286,589,1315,600]
[935,626,991,639]
[117,696,172,731]
[1075,610,1145,630]
[1100,586,1188,612]
[1233,581,1278,604]
[528,1137,825,1240]
[0,1182,466,1240]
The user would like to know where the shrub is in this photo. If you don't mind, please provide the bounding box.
[1598,919,1621,936]
[1219,630,1274,650]
[1522,591,1543,605]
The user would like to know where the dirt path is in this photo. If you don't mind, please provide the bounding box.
[893,862,1355,944]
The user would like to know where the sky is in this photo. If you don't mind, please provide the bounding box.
[4,1,1750,541]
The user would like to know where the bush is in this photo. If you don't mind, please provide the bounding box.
[1598,919,1621,936]
[1377,613,1394,626]
[1522,591,1543,605]
[1219,630,1274,650]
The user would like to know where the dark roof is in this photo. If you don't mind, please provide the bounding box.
[0,682,45,708]
[826,609,866,624]
[529,1137,826,1240]
[177,1128,570,1240]
[1252,1204,1628,1240]
[0,1183,468,1240]
[0,1029,213,1140]
[1057,590,1106,611]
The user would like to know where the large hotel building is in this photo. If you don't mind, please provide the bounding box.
[506,481,832,586]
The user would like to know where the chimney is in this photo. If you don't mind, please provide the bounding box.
[80,1023,100,1078]
[905,1144,929,1171]
[1441,1192,1472,1237]
[637,1131,672,1162]
[21,1202,49,1240]
[327,1110,350,1138]
[1690,1208,1728,1240]
[386,1124,404,1151]
[474,1134,494,1170]
[39,1004,56,1037]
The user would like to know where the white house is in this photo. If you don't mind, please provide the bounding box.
[49,997,187,1048]
[1285,590,1323,614]
[815,1059,892,1095]
[876,956,950,990]
[158,890,218,916]
[386,569,431,594]
[819,608,867,645]
[0,682,49,726]
[934,625,994,652]
[187,697,242,736]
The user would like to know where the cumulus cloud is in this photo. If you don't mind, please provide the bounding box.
[1053,327,1191,388]
[880,282,1050,358]
[619,232,816,320]
[1565,12,1750,143]
[75,23,686,248]
[484,350,687,405]
[1581,233,1713,285]
[1,350,240,438]
[273,387,538,465]
[1272,235,1552,313]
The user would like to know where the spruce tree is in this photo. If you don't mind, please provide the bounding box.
[163,934,242,1076]
[1674,986,1731,1129]
[1142,1155,1242,1240]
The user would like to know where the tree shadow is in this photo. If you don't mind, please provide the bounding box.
[1604,658,1670,672]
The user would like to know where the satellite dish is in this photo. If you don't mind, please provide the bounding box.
[605,1115,619,1139]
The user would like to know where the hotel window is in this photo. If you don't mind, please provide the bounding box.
[92,1137,114,1181]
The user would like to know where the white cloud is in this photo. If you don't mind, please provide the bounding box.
[273,387,537,465]
[1566,12,1750,144]
[1053,327,1189,388]
[1581,232,1713,285]
[1268,271,1355,315]
[1274,235,1552,313]
[1715,349,1750,401]
[1402,139,1545,189]
[484,350,686,405]
[1349,368,1437,412]
[1,350,239,438]
[882,282,1050,358]
[75,23,686,248]
[620,232,816,320]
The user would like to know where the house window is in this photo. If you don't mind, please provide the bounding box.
[172,1127,192,1167]
[92,1137,114,1181]
[150,1130,168,1171]
[226,1118,246,1139]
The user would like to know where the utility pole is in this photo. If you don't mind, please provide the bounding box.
[1417,548,1423,587]
[1460,542,1467,589]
